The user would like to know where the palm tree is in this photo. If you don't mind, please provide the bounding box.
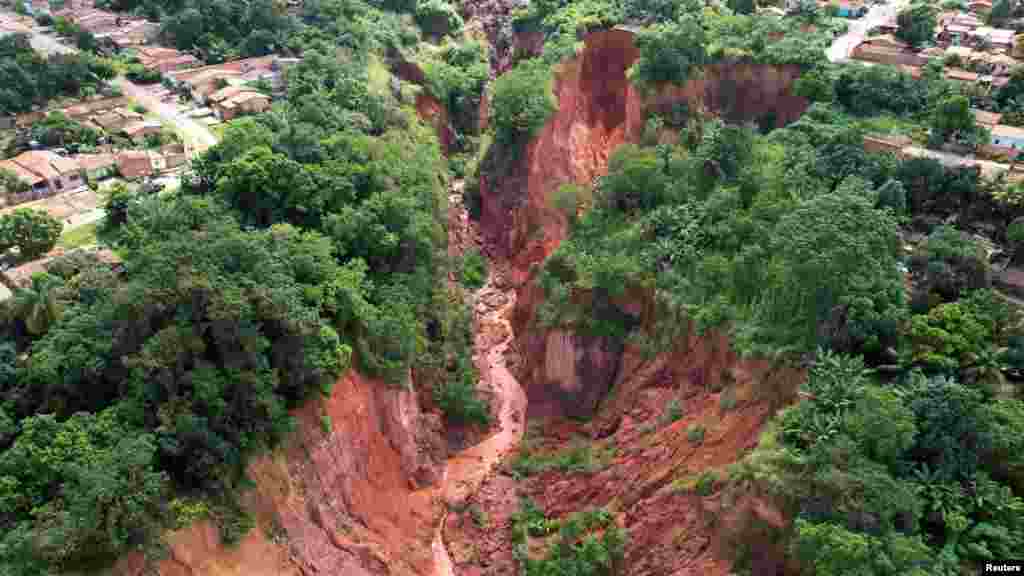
[11,273,64,336]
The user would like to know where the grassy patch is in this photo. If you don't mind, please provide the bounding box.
[671,469,720,496]
[687,424,706,445]
[367,53,392,98]
[57,222,98,250]
[510,440,615,479]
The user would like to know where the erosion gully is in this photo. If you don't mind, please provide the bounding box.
[433,190,528,576]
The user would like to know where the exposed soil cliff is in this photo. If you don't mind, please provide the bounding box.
[444,330,803,575]
[117,370,447,576]
[479,28,808,418]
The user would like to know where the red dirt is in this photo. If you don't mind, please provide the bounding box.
[444,330,803,576]
[117,371,447,576]
[417,92,456,154]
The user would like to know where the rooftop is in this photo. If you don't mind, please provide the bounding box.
[208,85,248,103]
[121,120,162,136]
[71,153,116,172]
[221,91,270,107]
[993,124,1024,139]
[0,159,44,185]
[9,151,80,180]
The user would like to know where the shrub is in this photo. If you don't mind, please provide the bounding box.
[461,247,488,289]
[910,225,991,303]
[491,59,556,145]
[687,423,706,445]
[630,18,707,86]
[434,367,490,426]
[666,397,683,424]
[694,470,718,496]
[320,414,332,434]
[415,0,463,37]
[0,208,63,260]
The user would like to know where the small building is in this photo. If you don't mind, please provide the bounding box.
[832,1,868,18]
[117,150,154,179]
[133,46,200,74]
[91,107,143,132]
[207,85,249,106]
[974,27,1016,51]
[0,151,83,199]
[121,120,163,143]
[991,124,1024,150]
[851,37,927,67]
[967,0,993,13]
[214,91,271,121]
[72,153,117,181]
[0,158,49,204]
[972,109,1003,130]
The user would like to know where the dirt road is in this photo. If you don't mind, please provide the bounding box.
[115,78,218,156]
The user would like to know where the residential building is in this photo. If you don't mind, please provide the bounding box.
[0,158,48,204]
[851,37,927,67]
[207,85,249,107]
[991,124,1024,150]
[132,46,200,74]
[121,120,163,143]
[72,153,117,181]
[91,107,143,132]
[116,150,154,179]
[967,0,993,14]
[972,109,1003,130]
[0,151,83,200]
[214,91,271,120]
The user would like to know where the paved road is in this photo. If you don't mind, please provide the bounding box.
[115,78,218,156]
[827,0,910,62]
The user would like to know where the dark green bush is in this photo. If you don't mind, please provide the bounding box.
[461,247,488,290]
[490,59,556,145]
[630,18,706,86]
[414,0,463,37]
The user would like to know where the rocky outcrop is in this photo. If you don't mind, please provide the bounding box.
[479,28,808,419]
[117,371,446,576]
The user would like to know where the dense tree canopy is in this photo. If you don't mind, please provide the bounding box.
[0,34,116,115]
[0,209,63,261]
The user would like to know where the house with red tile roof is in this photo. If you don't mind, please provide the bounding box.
[116,150,154,179]
[0,151,84,203]
[213,90,271,120]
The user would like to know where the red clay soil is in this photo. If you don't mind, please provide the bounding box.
[417,92,456,154]
[475,28,808,418]
[117,370,448,576]
[444,331,803,576]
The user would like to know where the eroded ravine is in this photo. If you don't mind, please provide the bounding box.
[433,204,527,576]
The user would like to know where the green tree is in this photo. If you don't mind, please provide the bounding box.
[0,208,63,260]
[989,0,1011,24]
[727,0,756,15]
[10,273,65,337]
[896,3,938,48]
[0,168,29,200]
[930,95,984,148]
[491,59,556,145]
[759,192,904,354]
[630,17,707,86]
